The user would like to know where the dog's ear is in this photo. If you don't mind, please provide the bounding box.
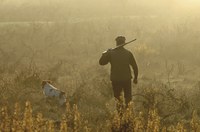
[41,80,52,88]
[41,80,53,88]
[46,80,52,84]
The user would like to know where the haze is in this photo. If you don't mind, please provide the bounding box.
[1,0,200,22]
[1,0,200,131]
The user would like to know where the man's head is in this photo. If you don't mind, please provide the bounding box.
[115,36,126,46]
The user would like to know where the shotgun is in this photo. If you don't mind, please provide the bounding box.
[103,39,137,54]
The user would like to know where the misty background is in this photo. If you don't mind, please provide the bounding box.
[0,0,200,21]
[0,0,200,129]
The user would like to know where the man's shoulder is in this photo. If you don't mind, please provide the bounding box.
[123,48,133,55]
[112,48,133,56]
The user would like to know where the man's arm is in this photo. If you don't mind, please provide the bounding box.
[99,51,111,65]
[129,52,138,82]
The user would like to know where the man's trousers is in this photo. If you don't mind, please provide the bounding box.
[111,80,132,106]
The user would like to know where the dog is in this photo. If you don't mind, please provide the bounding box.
[41,80,66,106]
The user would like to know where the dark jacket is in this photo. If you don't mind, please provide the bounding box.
[99,47,138,81]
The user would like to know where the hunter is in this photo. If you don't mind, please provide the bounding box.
[99,36,138,106]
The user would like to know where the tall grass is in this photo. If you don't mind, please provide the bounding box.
[0,16,200,131]
[1,100,200,131]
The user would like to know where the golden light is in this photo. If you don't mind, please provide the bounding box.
[177,0,200,7]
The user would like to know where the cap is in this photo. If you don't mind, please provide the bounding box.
[115,36,126,45]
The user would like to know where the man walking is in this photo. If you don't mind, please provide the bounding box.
[99,36,138,106]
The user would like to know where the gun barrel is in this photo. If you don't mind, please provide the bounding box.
[112,39,137,50]
[102,39,137,54]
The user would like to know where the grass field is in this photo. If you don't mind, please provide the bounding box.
[1,1,200,131]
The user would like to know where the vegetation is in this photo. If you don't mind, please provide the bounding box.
[1,100,200,131]
[0,0,200,131]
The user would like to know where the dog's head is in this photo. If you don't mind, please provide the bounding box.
[41,80,52,89]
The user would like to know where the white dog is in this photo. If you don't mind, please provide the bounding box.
[42,80,66,106]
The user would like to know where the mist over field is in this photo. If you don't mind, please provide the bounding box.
[1,0,200,21]
[0,0,200,131]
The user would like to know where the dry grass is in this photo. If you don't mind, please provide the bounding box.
[1,100,200,131]
[0,16,200,131]
[0,101,90,132]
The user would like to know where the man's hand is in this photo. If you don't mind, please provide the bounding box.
[102,48,112,54]
[133,78,138,84]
